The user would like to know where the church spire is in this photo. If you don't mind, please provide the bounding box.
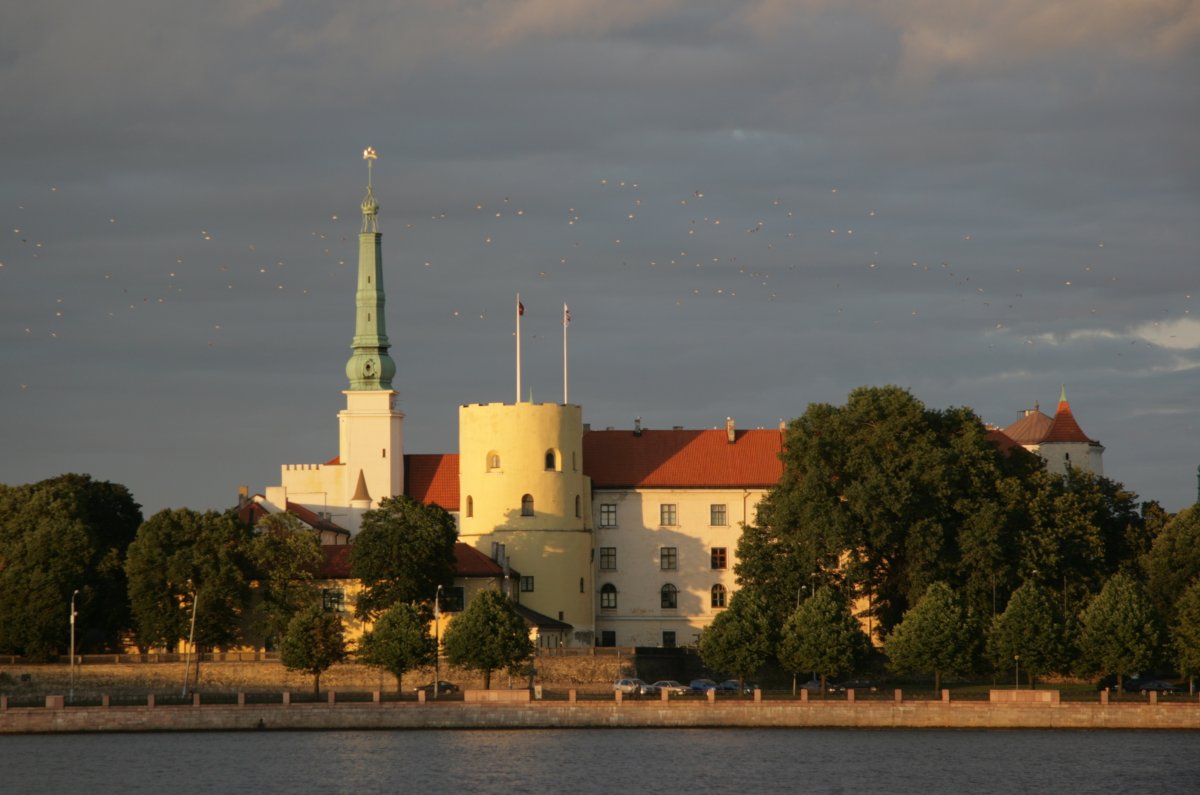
[345,147,396,391]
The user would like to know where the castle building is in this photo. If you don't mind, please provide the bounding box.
[251,159,1106,649]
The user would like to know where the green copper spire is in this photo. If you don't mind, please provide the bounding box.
[345,147,396,390]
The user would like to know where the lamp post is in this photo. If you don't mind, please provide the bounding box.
[434,584,443,700]
[69,589,79,703]
[1014,655,1020,690]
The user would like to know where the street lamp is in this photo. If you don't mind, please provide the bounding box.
[434,584,443,700]
[1014,654,1020,690]
[69,589,79,703]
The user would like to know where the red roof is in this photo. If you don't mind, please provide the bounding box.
[319,542,512,581]
[405,454,460,510]
[582,429,783,488]
[985,428,1024,455]
[1043,399,1094,444]
[1003,409,1054,445]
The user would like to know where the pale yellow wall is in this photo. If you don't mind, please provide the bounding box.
[593,486,767,647]
[457,403,594,644]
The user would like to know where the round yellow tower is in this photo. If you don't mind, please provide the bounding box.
[458,402,593,645]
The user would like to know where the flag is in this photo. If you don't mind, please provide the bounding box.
[362,147,377,160]
[518,298,525,316]
[563,303,571,327]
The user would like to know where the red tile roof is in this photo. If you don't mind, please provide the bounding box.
[985,428,1024,455]
[1002,409,1054,445]
[405,454,460,511]
[582,429,784,488]
[1043,398,1094,444]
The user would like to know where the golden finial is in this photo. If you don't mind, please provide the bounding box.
[361,147,379,233]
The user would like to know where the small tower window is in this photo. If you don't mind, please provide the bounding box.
[487,451,501,472]
[466,496,474,518]
[521,494,535,517]
[544,448,561,471]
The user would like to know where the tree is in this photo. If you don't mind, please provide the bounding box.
[1170,579,1200,694]
[246,512,323,646]
[778,586,871,695]
[986,580,1066,687]
[0,474,143,658]
[358,603,435,692]
[125,508,250,653]
[350,496,458,620]
[886,581,976,693]
[280,604,347,694]
[1077,572,1160,697]
[1142,505,1200,625]
[698,592,773,693]
[442,589,532,689]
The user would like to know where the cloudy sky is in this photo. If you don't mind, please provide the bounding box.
[2,1,1198,515]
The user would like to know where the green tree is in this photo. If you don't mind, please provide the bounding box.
[1142,505,1200,625]
[886,581,976,693]
[247,512,323,646]
[442,590,532,689]
[350,496,458,620]
[125,508,250,653]
[358,603,436,692]
[1170,579,1200,694]
[0,475,143,658]
[1077,572,1159,696]
[698,592,773,693]
[778,586,871,695]
[280,603,348,694]
[986,580,1066,687]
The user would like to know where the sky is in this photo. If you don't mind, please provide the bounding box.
[2,1,1198,516]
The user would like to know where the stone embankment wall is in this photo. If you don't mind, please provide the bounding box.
[3,690,1199,733]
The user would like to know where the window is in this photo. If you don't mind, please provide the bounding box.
[600,630,616,647]
[322,588,345,613]
[711,584,727,608]
[599,547,616,570]
[662,631,676,648]
[580,578,585,593]
[600,583,617,609]
[660,504,677,526]
[661,583,678,609]
[660,547,677,570]
[487,451,501,471]
[599,504,617,528]
[521,494,535,516]
[710,504,727,526]
[711,547,727,570]
[545,449,560,471]
[465,496,473,518]
[575,495,581,518]
[441,587,465,613]
[520,576,535,592]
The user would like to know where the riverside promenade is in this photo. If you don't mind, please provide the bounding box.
[3,689,1199,733]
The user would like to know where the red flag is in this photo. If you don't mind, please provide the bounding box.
[563,303,571,327]
[518,298,525,316]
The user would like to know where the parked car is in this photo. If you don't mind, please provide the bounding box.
[838,678,882,693]
[650,680,691,696]
[614,678,654,695]
[799,678,844,693]
[689,678,719,694]
[413,680,458,695]
[717,679,755,695]
[1125,678,1179,695]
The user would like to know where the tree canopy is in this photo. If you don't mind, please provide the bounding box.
[698,591,773,691]
[1170,579,1200,689]
[777,586,871,694]
[986,580,1066,687]
[885,581,977,692]
[246,512,323,646]
[1077,572,1160,694]
[442,589,532,689]
[357,602,435,692]
[1142,505,1200,625]
[350,496,458,619]
[280,603,348,693]
[0,474,142,658]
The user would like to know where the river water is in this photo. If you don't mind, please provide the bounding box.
[3,728,1196,794]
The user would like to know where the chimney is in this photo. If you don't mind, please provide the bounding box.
[634,417,643,436]
[237,485,249,507]
[726,416,736,443]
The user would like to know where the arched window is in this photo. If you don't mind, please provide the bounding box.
[521,494,535,517]
[544,448,561,471]
[487,451,501,471]
[661,583,678,609]
[600,583,617,609]
[466,496,474,518]
[711,584,727,608]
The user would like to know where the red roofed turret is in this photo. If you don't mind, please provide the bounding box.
[1043,385,1095,444]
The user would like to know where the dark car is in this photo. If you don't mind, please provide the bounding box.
[716,679,756,695]
[800,678,844,693]
[414,680,459,695]
[689,678,719,694]
[1125,678,1179,695]
[838,678,882,693]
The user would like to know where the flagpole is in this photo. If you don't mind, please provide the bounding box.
[563,302,569,404]
[516,294,522,404]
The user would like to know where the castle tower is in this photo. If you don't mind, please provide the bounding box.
[1038,385,1104,476]
[457,402,593,645]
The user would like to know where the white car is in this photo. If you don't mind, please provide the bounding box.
[649,680,690,696]
[613,678,654,695]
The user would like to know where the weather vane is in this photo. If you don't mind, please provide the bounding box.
[361,146,379,233]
